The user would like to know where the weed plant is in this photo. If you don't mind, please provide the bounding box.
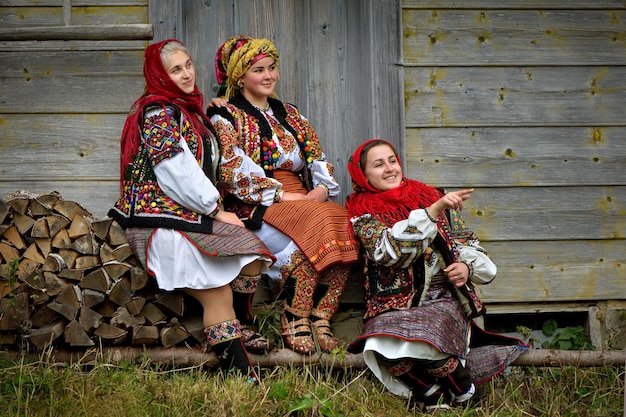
[0,351,623,417]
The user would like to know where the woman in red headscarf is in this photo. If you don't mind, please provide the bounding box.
[108,39,275,380]
[345,139,527,412]
[208,36,360,355]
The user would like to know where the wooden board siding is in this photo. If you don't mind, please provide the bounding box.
[0,1,149,217]
[151,0,404,205]
[401,1,626,309]
[0,1,623,348]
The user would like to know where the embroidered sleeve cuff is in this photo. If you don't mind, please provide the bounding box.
[317,183,329,196]
[461,260,474,278]
[208,206,220,218]
[424,208,439,223]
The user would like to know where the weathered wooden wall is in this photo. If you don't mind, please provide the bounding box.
[401,0,626,335]
[1,0,624,349]
[149,0,403,206]
[0,0,151,217]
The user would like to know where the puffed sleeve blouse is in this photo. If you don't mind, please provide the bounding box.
[210,104,340,206]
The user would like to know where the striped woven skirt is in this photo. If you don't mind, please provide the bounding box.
[360,279,528,397]
[263,170,360,272]
[125,221,274,291]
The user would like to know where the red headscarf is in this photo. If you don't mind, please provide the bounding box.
[345,139,444,227]
[119,39,211,183]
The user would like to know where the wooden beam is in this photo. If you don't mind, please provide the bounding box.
[0,348,623,369]
[0,25,153,41]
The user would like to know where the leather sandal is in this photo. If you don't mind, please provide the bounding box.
[311,318,339,352]
[280,314,316,355]
[241,326,274,354]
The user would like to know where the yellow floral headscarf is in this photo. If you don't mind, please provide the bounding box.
[215,36,280,99]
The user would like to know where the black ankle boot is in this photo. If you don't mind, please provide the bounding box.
[205,320,257,381]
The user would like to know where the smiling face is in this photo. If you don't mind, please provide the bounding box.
[240,56,278,106]
[362,143,403,192]
[163,49,196,94]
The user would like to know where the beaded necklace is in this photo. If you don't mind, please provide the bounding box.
[229,94,313,175]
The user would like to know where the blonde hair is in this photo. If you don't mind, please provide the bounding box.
[160,40,192,68]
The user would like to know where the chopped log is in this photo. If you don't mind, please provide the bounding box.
[0,241,20,264]
[48,301,78,321]
[130,266,149,291]
[182,315,206,343]
[43,271,70,296]
[58,249,79,269]
[29,198,52,217]
[73,234,98,255]
[31,304,60,328]
[51,228,73,250]
[153,293,184,317]
[55,285,81,309]
[34,237,51,258]
[3,225,27,250]
[109,277,132,306]
[13,212,36,235]
[160,320,190,348]
[23,268,45,291]
[79,307,103,332]
[0,278,16,298]
[27,321,66,350]
[140,302,166,325]
[35,192,62,210]
[46,214,70,238]
[112,244,134,262]
[107,221,127,246]
[42,253,66,272]
[53,200,90,220]
[0,333,16,346]
[79,268,110,292]
[57,268,84,282]
[23,243,45,264]
[94,323,128,345]
[94,299,117,318]
[0,293,31,331]
[81,288,106,308]
[104,262,131,280]
[68,214,91,239]
[74,255,100,270]
[6,196,30,215]
[30,289,50,305]
[65,320,95,347]
[99,242,116,263]
[110,306,145,329]
[131,325,159,345]
[126,297,146,316]
[0,199,10,224]
[17,258,39,281]
[30,217,50,238]
[91,218,112,241]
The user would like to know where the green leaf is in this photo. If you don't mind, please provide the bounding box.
[542,319,558,336]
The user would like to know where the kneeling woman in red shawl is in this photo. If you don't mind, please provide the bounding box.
[345,139,527,412]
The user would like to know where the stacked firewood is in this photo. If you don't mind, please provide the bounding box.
[0,191,206,351]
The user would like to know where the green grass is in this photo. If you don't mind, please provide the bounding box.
[0,353,623,417]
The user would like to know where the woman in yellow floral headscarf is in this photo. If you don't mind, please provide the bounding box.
[208,36,360,355]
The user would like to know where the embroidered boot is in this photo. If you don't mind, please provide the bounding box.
[205,319,257,382]
[231,273,274,354]
[379,356,452,412]
[426,357,474,405]
[309,264,350,352]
